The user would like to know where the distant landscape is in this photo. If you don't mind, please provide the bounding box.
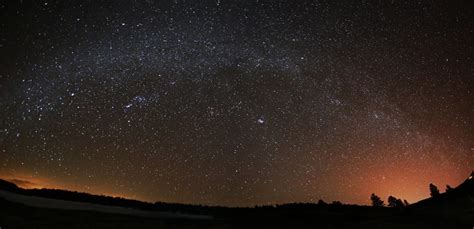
[1,172,473,228]
[1,1,473,228]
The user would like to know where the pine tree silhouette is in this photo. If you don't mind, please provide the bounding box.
[387,196,404,208]
[429,183,440,197]
[370,193,384,207]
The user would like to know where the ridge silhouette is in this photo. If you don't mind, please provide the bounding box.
[0,171,473,228]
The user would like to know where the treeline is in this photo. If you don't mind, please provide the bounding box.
[0,179,222,214]
[370,182,458,208]
[2,177,468,217]
[0,179,391,217]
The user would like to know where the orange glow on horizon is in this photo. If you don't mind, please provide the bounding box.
[0,174,144,202]
[347,159,471,205]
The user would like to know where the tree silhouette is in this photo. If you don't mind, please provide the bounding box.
[331,201,342,205]
[429,183,440,197]
[387,196,404,208]
[317,199,327,205]
[403,199,409,206]
[370,193,384,207]
[446,185,453,192]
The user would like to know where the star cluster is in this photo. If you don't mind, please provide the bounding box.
[0,0,473,206]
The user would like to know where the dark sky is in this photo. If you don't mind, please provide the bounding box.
[0,0,473,206]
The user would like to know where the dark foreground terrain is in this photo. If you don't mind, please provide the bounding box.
[0,174,473,229]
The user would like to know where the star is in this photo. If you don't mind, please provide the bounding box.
[0,0,471,207]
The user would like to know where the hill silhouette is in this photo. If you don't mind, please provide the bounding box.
[405,172,474,223]
[0,172,473,228]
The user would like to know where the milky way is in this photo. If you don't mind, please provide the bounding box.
[1,1,473,206]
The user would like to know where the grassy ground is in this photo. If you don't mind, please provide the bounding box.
[0,198,225,229]
[2,197,471,229]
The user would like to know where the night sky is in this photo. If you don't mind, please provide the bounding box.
[0,0,473,206]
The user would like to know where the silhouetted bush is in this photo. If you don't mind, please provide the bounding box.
[331,201,342,205]
[317,199,327,206]
[387,196,404,208]
[446,185,453,192]
[429,183,440,197]
[403,199,409,206]
[370,193,384,207]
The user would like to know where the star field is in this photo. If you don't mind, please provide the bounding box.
[0,0,473,206]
